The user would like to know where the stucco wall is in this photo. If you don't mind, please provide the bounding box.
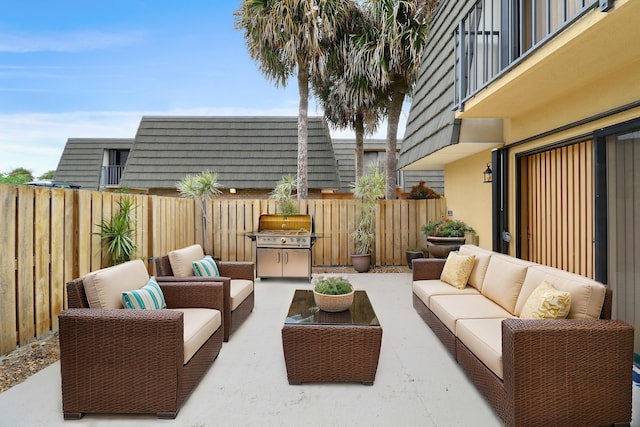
[444,149,494,250]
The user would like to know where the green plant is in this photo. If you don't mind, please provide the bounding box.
[408,180,441,199]
[270,175,298,216]
[313,276,353,295]
[177,170,223,247]
[351,165,386,254]
[422,217,475,238]
[96,197,136,266]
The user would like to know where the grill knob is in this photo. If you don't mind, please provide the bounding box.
[281,237,286,244]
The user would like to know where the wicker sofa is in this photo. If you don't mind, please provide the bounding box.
[59,259,224,419]
[412,245,633,427]
[154,244,255,341]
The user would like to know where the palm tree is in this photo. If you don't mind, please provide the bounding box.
[312,6,384,180]
[351,0,438,199]
[235,0,354,199]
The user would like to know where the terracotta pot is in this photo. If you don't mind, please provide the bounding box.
[313,290,354,312]
[351,253,371,273]
[426,236,466,258]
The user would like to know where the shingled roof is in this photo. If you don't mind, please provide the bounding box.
[54,138,134,189]
[120,116,340,191]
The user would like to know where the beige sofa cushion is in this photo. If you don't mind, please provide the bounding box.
[169,308,221,364]
[440,252,476,289]
[168,244,206,277]
[515,265,606,319]
[459,245,494,291]
[456,319,505,379]
[429,294,514,335]
[413,280,480,308]
[230,279,254,311]
[481,255,534,314]
[83,259,150,309]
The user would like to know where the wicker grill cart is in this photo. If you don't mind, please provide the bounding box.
[282,290,382,385]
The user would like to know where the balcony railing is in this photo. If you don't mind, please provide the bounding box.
[453,0,600,112]
[101,165,125,186]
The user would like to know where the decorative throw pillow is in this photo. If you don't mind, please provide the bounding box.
[520,280,571,319]
[440,252,476,289]
[122,277,166,310]
[192,255,220,277]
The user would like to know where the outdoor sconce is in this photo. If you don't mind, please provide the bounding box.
[229,188,237,194]
[483,163,492,183]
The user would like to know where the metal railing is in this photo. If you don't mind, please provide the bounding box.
[100,165,125,186]
[453,0,600,111]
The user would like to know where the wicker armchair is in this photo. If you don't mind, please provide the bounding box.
[154,244,255,341]
[59,260,224,419]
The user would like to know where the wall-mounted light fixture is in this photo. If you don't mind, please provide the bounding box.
[229,188,237,194]
[483,163,492,183]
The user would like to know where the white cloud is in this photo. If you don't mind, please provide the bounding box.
[0,30,143,53]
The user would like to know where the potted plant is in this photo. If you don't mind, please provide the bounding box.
[405,248,424,269]
[313,276,354,312]
[351,165,386,272]
[95,197,137,266]
[422,217,475,258]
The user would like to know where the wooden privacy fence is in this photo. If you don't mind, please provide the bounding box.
[0,183,446,356]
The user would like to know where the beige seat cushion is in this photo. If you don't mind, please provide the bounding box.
[83,259,150,309]
[516,265,606,319]
[168,308,221,364]
[456,318,505,379]
[230,279,254,311]
[412,280,480,308]
[429,294,515,335]
[481,255,534,315]
[459,245,494,291]
[168,245,206,277]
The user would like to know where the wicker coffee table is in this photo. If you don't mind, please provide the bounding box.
[282,289,383,385]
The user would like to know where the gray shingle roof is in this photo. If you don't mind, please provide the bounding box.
[120,116,340,190]
[54,138,134,190]
[400,1,470,169]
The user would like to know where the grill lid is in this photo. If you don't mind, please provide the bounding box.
[258,214,312,234]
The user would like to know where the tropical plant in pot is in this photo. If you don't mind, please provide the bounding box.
[422,217,475,258]
[313,276,354,312]
[351,165,386,272]
[95,197,137,266]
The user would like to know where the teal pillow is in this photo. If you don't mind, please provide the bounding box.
[122,277,166,310]
[192,255,220,277]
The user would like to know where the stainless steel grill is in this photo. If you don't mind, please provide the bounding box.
[254,214,315,280]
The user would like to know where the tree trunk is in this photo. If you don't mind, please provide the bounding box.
[297,65,309,199]
[354,112,365,180]
[386,81,405,200]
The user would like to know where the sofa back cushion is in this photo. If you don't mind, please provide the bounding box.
[515,265,606,319]
[459,245,493,291]
[481,254,534,314]
[83,259,150,309]
[168,244,205,277]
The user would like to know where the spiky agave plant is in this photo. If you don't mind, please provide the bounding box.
[96,197,137,266]
[176,170,223,248]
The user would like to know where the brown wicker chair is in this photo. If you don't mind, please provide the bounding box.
[59,261,225,420]
[154,244,255,342]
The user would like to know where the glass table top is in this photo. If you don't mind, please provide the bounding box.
[284,289,380,326]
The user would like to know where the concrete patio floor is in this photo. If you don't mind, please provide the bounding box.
[0,273,502,427]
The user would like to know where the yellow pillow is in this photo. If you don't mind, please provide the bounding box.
[520,280,571,319]
[440,252,476,289]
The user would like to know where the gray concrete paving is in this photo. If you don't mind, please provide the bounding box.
[0,273,502,427]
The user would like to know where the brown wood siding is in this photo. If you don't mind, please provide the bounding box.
[520,140,594,278]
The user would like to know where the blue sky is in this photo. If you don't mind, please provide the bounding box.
[0,1,407,177]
